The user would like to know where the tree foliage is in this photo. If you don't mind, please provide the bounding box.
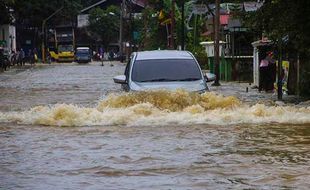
[0,0,15,24]
[88,6,120,49]
[239,0,310,96]
[240,0,310,51]
[1,0,82,26]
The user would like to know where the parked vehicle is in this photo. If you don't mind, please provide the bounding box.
[113,50,215,93]
[75,47,91,63]
[0,47,10,71]
[58,44,74,62]
[48,26,75,62]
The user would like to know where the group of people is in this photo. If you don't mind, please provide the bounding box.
[259,51,276,92]
[95,47,120,61]
[10,48,37,66]
[0,47,38,72]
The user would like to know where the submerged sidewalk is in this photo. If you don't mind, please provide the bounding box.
[209,82,308,106]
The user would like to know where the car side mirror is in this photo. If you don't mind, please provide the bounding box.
[204,72,216,82]
[113,75,127,84]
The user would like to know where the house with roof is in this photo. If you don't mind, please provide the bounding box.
[75,0,147,55]
[200,2,263,82]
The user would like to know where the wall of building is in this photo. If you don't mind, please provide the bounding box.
[0,24,16,53]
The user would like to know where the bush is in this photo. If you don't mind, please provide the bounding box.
[300,53,310,97]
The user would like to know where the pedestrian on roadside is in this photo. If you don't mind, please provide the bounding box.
[99,47,104,66]
[33,48,38,64]
[99,47,104,59]
[46,50,51,64]
[259,53,269,92]
[20,48,25,65]
[108,50,114,61]
[28,49,34,65]
[10,50,16,66]
[265,51,276,92]
[16,49,21,66]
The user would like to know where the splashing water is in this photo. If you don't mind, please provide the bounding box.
[0,90,309,127]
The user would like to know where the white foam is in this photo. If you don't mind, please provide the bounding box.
[0,91,309,127]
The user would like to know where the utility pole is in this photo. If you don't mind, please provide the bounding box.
[296,53,300,96]
[181,0,185,50]
[41,6,63,63]
[170,0,175,49]
[212,0,221,86]
[119,0,125,62]
[277,39,283,100]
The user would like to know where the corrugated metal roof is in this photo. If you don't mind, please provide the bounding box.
[243,2,263,12]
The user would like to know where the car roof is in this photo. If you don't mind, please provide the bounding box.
[135,50,193,60]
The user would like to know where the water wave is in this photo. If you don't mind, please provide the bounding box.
[0,90,309,127]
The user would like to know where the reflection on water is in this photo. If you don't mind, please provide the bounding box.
[0,123,309,189]
[0,90,309,127]
[0,65,309,189]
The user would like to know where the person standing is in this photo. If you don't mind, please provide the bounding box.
[28,49,34,65]
[99,47,104,60]
[20,48,25,65]
[99,47,104,66]
[259,53,269,92]
[33,48,38,64]
[266,51,276,92]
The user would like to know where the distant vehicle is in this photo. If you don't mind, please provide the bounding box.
[58,44,74,62]
[113,50,215,93]
[75,47,91,63]
[48,26,75,62]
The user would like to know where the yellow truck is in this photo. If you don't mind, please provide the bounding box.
[57,44,74,62]
[48,26,75,62]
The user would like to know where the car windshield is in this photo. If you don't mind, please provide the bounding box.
[76,49,89,55]
[132,59,202,82]
[58,45,73,52]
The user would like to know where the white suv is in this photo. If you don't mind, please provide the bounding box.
[113,50,214,92]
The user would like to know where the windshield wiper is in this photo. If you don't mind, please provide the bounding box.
[139,78,201,82]
[139,78,177,82]
[175,78,201,81]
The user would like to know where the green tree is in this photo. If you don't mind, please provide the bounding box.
[88,6,120,49]
[11,0,82,27]
[0,0,15,24]
[238,0,310,96]
[140,5,166,50]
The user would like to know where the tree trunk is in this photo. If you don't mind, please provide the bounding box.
[287,55,297,95]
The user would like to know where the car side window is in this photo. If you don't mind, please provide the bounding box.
[124,58,131,77]
[124,54,134,81]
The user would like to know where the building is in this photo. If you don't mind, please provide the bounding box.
[0,24,16,53]
[200,2,261,82]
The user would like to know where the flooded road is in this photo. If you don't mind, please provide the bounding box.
[0,63,309,189]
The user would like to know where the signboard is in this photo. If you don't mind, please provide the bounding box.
[192,4,208,14]
[0,40,7,46]
[77,14,89,28]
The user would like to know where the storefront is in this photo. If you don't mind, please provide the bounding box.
[251,39,273,87]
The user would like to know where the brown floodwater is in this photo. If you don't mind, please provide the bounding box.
[0,63,309,189]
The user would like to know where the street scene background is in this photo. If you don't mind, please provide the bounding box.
[0,62,309,189]
[1,0,310,189]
